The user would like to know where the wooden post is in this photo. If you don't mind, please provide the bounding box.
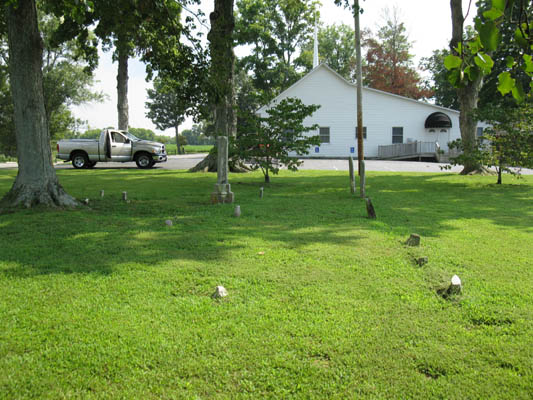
[360,160,366,198]
[365,197,376,219]
[349,156,356,194]
[354,0,365,188]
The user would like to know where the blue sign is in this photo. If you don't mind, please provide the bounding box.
[350,147,355,153]
[315,147,320,153]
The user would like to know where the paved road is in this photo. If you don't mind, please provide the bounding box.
[1,154,532,174]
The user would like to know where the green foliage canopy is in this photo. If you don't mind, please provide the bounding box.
[445,0,532,103]
[235,0,319,102]
[299,23,357,81]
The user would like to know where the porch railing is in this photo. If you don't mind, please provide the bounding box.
[378,141,437,159]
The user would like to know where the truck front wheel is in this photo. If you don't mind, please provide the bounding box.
[72,152,89,169]
[135,153,154,169]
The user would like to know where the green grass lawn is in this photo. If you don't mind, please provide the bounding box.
[165,144,213,154]
[0,169,532,399]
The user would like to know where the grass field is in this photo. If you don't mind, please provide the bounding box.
[0,169,532,399]
[165,144,213,154]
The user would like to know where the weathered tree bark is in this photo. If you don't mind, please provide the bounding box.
[117,42,129,131]
[175,124,183,155]
[191,0,236,173]
[0,0,77,210]
[450,0,484,175]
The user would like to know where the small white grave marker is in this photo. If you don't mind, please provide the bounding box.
[212,286,228,299]
[448,274,462,295]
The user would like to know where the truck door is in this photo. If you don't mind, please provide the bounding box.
[110,131,132,161]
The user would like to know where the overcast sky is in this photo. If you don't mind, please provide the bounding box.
[71,0,477,136]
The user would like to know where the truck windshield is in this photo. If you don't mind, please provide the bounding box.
[124,132,140,141]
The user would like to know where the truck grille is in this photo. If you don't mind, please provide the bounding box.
[162,145,166,154]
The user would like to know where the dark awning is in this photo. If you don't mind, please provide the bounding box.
[425,112,452,128]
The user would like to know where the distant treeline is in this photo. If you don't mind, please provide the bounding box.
[75,125,214,146]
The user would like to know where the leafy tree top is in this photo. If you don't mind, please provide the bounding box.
[445,0,532,103]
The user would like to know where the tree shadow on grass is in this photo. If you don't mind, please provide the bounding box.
[0,170,530,277]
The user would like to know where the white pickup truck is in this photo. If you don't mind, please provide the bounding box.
[57,129,167,169]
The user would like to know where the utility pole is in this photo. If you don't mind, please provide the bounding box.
[354,0,365,196]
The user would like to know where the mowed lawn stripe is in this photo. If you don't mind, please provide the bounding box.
[0,169,532,399]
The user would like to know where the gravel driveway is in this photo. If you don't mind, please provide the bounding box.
[1,154,532,174]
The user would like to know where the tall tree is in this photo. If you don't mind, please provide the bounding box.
[0,10,103,155]
[146,69,206,154]
[363,7,432,100]
[208,0,236,202]
[52,0,200,131]
[445,0,532,174]
[89,0,183,130]
[1,0,77,208]
[235,0,319,102]
[448,0,488,174]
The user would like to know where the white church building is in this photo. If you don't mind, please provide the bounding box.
[258,63,468,159]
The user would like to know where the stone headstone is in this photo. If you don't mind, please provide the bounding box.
[212,286,228,299]
[100,190,104,198]
[122,191,128,201]
[416,256,428,266]
[448,275,462,295]
[259,187,264,198]
[406,234,421,246]
[165,219,173,226]
[234,205,241,217]
[211,136,234,204]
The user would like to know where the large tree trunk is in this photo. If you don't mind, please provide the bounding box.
[117,43,129,131]
[190,0,237,173]
[450,0,484,174]
[0,0,77,210]
[208,0,236,139]
[175,124,182,155]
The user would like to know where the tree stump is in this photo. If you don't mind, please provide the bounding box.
[406,234,420,246]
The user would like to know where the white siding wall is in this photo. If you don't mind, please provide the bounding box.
[259,65,463,158]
